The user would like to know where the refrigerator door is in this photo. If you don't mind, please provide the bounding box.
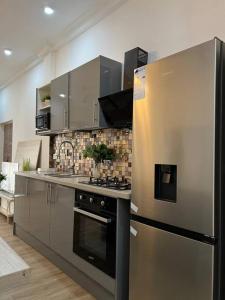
[132,39,218,236]
[129,220,214,300]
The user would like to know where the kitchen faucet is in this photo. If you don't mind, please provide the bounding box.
[58,140,75,175]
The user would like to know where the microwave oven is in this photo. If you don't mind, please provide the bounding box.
[36,113,50,130]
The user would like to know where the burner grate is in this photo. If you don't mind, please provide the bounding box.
[80,176,131,191]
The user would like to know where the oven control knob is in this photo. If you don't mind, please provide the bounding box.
[100,200,105,207]
[90,197,94,203]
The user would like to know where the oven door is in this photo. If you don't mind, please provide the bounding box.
[73,207,116,278]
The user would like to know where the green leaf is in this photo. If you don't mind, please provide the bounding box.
[83,143,116,164]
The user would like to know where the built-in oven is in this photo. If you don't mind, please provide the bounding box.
[35,112,50,130]
[73,190,117,278]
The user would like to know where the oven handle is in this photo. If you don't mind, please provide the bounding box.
[73,207,112,224]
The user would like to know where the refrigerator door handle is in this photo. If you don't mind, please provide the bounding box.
[130,226,138,237]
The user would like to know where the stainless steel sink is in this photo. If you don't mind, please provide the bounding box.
[44,173,86,178]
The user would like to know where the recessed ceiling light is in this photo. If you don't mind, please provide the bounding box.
[4,49,12,56]
[44,6,54,15]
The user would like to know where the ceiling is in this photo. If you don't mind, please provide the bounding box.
[0,0,125,89]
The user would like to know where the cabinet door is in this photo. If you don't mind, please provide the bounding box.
[51,73,69,131]
[50,185,75,262]
[14,176,30,231]
[29,179,50,246]
[69,58,100,130]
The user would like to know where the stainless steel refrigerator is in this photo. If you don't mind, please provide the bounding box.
[129,38,225,300]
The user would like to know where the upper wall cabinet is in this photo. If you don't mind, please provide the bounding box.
[69,56,121,130]
[36,56,121,135]
[51,73,69,131]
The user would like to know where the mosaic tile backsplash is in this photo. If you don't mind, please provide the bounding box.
[53,129,132,178]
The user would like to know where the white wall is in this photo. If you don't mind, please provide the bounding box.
[55,0,225,76]
[0,0,225,167]
[0,53,55,168]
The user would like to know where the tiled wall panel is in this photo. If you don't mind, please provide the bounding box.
[53,129,132,178]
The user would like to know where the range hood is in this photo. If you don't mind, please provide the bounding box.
[99,88,133,129]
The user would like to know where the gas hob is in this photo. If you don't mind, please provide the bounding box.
[79,176,131,191]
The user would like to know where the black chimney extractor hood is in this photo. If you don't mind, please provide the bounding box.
[99,47,148,129]
[99,88,133,129]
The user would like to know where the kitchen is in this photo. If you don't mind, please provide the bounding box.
[0,1,225,300]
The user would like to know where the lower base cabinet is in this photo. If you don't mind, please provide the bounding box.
[14,176,75,262]
[14,176,29,229]
[15,176,75,262]
[50,185,75,262]
[29,179,50,246]
[14,176,117,299]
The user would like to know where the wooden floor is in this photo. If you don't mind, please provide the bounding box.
[0,215,96,300]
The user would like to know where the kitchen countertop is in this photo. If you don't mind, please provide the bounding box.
[16,171,131,200]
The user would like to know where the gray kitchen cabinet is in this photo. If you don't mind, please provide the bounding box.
[29,179,50,246]
[51,73,69,131]
[69,56,122,130]
[14,175,30,231]
[50,185,75,262]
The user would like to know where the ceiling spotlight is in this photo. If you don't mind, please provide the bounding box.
[44,6,54,15]
[4,49,12,56]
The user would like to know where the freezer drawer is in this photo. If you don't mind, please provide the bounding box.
[129,220,214,300]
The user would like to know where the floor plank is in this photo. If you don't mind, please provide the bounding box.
[0,215,96,300]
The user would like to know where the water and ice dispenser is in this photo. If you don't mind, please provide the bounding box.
[154,164,177,202]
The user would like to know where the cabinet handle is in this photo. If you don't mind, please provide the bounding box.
[25,179,29,197]
[49,184,52,204]
[93,103,98,126]
[55,185,58,204]
[47,183,49,204]
[14,194,26,198]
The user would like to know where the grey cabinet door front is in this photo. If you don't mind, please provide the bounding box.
[129,220,213,300]
[29,179,50,246]
[51,73,69,131]
[69,58,100,130]
[50,185,75,262]
[14,176,30,231]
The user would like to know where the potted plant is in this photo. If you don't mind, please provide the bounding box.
[83,143,116,177]
[22,158,31,171]
[44,95,51,106]
[41,95,51,107]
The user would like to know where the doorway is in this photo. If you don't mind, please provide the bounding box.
[3,122,13,162]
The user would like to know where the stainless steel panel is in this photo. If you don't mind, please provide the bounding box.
[132,39,218,236]
[129,220,214,300]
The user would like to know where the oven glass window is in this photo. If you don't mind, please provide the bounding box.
[79,215,107,260]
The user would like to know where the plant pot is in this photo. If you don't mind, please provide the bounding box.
[45,100,50,106]
[92,162,101,178]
